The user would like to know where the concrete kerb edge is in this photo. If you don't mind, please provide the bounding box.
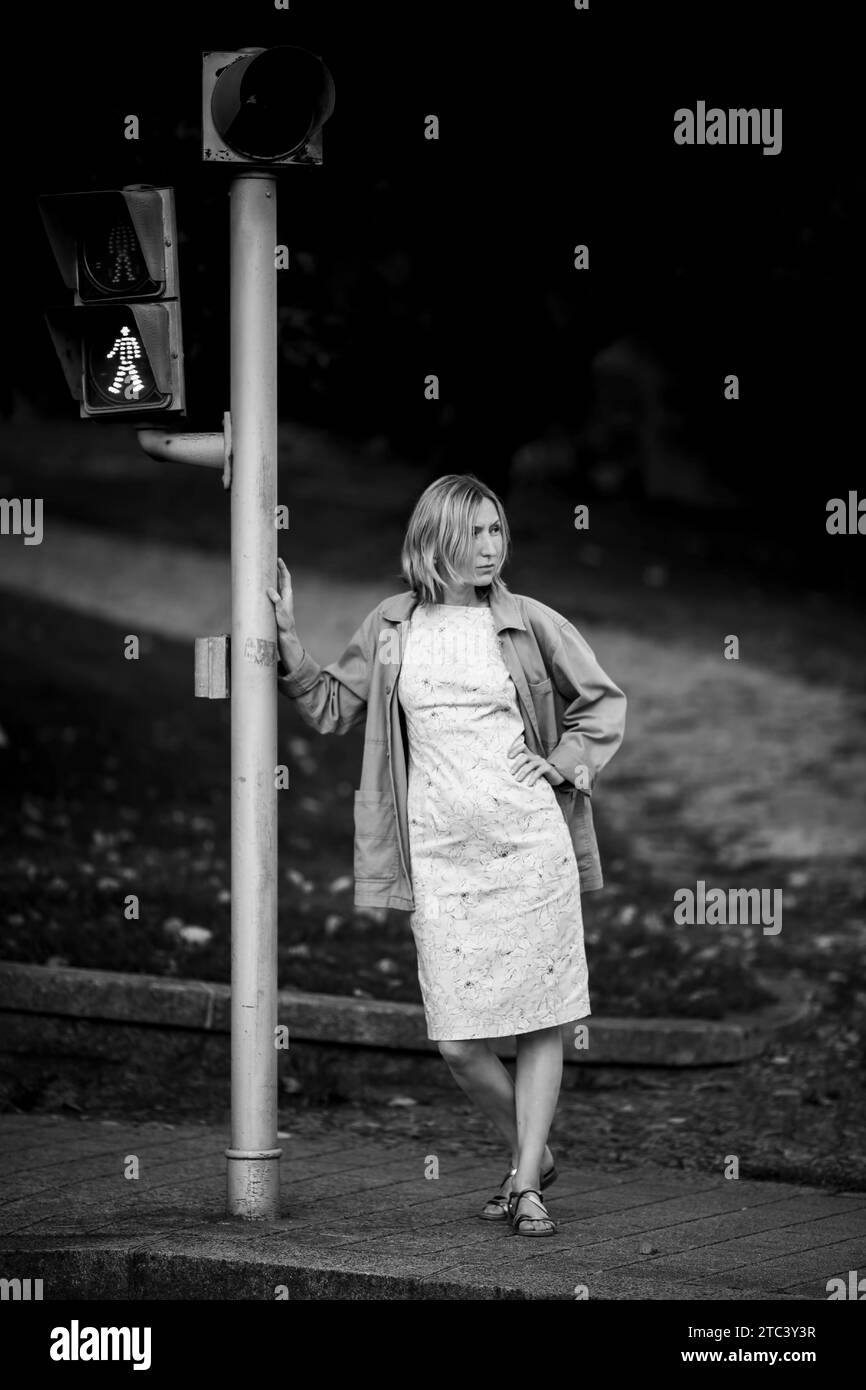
[0,961,815,1067]
[0,1242,797,1301]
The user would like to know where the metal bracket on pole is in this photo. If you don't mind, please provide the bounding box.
[194,634,231,699]
[136,409,233,488]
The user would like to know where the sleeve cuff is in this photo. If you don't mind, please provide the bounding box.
[276,648,321,698]
[547,749,593,793]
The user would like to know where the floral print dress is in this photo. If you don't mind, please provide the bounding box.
[397,601,590,1040]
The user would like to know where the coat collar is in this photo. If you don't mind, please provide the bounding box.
[379,586,527,634]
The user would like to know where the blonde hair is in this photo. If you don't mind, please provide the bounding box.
[399,474,512,605]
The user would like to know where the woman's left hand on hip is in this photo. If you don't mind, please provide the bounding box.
[507,737,566,787]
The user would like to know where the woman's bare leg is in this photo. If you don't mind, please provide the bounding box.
[512,1024,563,1229]
[437,1038,519,1157]
[437,1038,554,1189]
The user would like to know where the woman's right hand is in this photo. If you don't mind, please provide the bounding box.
[267,557,297,640]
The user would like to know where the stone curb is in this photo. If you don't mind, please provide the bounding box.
[0,961,814,1067]
[0,1242,798,1302]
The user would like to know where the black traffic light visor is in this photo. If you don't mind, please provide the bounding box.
[38,189,170,297]
[44,303,181,409]
[210,46,335,160]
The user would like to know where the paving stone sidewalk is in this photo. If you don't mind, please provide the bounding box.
[1,1115,864,1301]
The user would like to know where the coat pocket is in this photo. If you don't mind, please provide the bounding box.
[353,792,399,881]
[527,675,558,753]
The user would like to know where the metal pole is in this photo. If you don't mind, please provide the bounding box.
[224,171,281,1218]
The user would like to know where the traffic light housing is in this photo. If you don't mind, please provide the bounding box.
[39,186,186,418]
[202,46,335,166]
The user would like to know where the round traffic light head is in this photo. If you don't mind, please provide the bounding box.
[211,46,335,161]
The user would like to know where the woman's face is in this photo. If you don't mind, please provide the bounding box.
[461,497,503,587]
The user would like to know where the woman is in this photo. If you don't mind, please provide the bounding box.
[267,474,626,1236]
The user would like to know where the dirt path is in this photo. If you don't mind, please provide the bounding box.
[0,516,382,661]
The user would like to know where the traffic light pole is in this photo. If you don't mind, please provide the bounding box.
[224,171,281,1219]
[44,42,335,1225]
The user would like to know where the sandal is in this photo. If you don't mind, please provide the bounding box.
[508,1187,557,1237]
[478,1154,557,1222]
[478,1166,517,1221]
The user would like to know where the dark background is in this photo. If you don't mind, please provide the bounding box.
[2,0,861,593]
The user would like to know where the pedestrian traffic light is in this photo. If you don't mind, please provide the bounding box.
[202,46,335,166]
[38,186,186,418]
